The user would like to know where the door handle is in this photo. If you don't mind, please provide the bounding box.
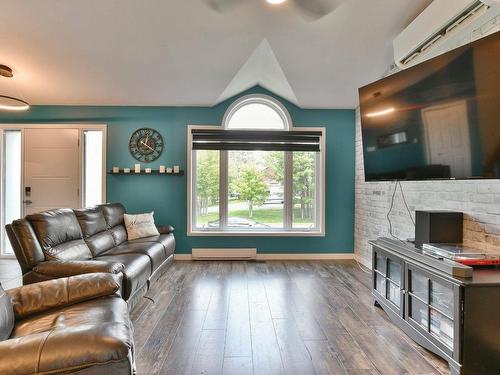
[23,199,32,205]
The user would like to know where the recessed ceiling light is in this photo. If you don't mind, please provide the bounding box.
[266,0,287,5]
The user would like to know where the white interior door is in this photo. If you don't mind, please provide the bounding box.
[24,128,81,214]
[422,100,472,178]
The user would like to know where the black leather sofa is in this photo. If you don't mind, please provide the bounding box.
[6,203,175,310]
[0,273,136,374]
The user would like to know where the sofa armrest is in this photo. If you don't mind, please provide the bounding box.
[33,260,124,278]
[157,225,175,234]
[6,273,121,319]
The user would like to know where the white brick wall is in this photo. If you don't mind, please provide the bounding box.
[354,109,500,266]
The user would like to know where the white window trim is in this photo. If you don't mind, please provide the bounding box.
[0,124,107,258]
[187,124,326,237]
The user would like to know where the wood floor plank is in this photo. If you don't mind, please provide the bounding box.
[372,325,440,374]
[136,262,209,374]
[203,263,231,330]
[131,260,450,375]
[222,357,253,375]
[328,333,377,372]
[160,308,207,375]
[273,318,317,375]
[245,263,285,375]
[266,262,327,341]
[190,329,226,375]
[304,339,348,375]
[224,262,252,358]
[284,263,384,373]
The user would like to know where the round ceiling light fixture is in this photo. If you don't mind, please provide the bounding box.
[266,0,287,5]
[0,64,30,111]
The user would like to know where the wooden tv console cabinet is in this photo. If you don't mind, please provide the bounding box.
[370,238,500,375]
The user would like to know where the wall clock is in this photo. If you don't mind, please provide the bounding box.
[129,128,164,162]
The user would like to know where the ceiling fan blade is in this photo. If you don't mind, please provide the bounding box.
[203,0,248,12]
[291,0,341,20]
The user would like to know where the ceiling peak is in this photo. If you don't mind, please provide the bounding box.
[216,39,299,106]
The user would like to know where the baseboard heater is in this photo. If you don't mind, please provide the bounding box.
[191,248,257,260]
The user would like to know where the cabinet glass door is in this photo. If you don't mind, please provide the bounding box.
[408,267,430,330]
[372,248,404,316]
[409,296,428,329]
[375,252,387,274]
[375,272,386,296]
[387,259,402,307]
[406,265,456,355]
[430,280,454,317]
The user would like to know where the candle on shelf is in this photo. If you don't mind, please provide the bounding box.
[166,167,173,174]
[173,165,180,174]
[124,168,131,174]
[135,164,141,173]
[145,168,152,174]
[112,167,120,173]
[159,165,166,174]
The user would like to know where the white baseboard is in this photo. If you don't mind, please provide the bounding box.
[355,254,372,269]
[175,253,355,261]
[174,254,194,261]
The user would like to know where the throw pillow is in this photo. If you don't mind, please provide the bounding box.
[124,212,160,240]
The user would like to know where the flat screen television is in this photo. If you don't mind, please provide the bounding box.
[359,31,500,181]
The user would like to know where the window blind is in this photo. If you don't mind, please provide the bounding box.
[191,129,321,152]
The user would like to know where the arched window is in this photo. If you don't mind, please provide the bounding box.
[223,94,291,130]
[189,95,324,236]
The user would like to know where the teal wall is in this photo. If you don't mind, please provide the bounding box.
[0,87,355,254]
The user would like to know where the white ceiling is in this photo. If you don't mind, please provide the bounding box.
[0,0,432,109]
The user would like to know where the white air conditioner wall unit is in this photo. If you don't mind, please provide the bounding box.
[394,0,500,69]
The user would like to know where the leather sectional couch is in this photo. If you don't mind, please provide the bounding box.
[0,273,136,374]
[6,203,175,310]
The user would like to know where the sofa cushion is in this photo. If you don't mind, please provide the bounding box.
[100,203,126,228]
[102,242,166,273]
[45,239,92,261]
[4,296,133,374]
[0,284,14,341]
[74,207,115,256]
[85,231,116,256]
[109,225,128,246]
[74,207,107,237]
[27,209,92,261]
[129,234,175,257]
[93,254,151,300]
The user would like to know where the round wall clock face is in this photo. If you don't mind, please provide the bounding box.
[129,128,164,162]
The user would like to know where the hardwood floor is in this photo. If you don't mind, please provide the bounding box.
[132,260,451,375]
[0,259,22,289]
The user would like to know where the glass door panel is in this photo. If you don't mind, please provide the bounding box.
[430,280,454,317]
[387,280,401,307]
[375,273,386,297]
[409,296,429,329]
[430,309,454,349]
[2,130,22,256]
[387,259,401,285]
[83,130,104,207]
[375,252,387,275]
[410,270,429,302]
